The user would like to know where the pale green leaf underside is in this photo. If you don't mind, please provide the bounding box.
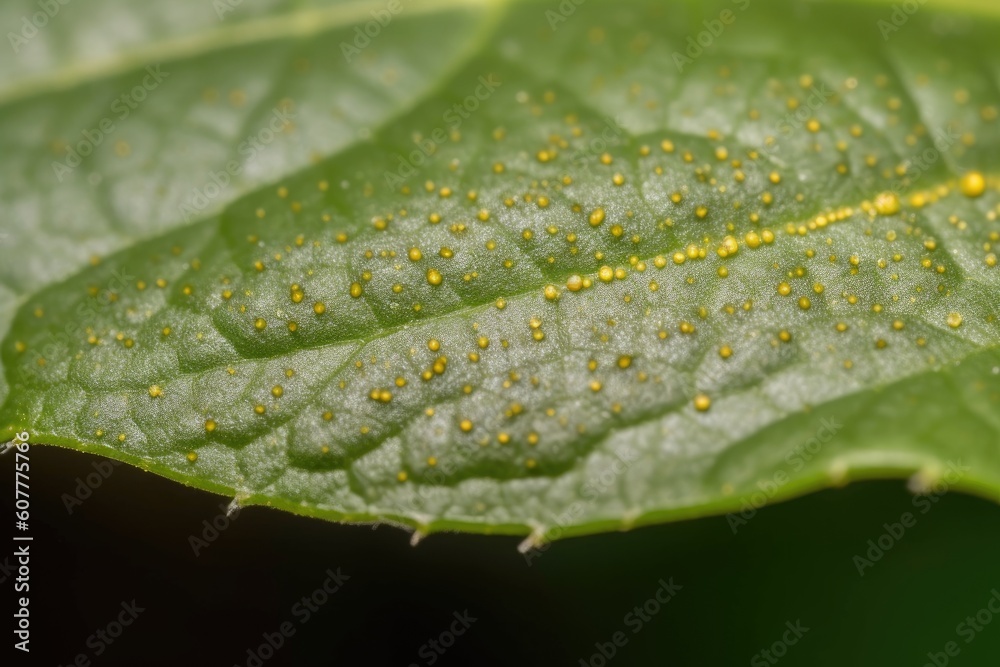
[3,0,1000,539]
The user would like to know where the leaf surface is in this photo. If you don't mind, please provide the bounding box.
[3,0,1000,539]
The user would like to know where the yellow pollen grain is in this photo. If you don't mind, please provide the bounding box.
[874,192,901,216]
[718,235,739,257]
[960,171,986,198]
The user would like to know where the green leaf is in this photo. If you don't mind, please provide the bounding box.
[3,0,1000,540]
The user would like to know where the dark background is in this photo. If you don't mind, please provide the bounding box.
[2,445,999,666]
